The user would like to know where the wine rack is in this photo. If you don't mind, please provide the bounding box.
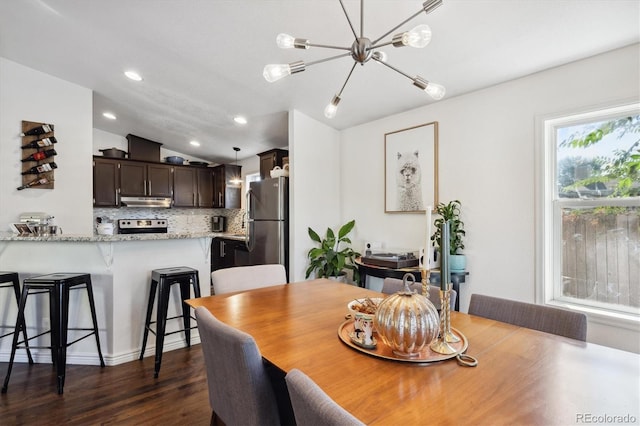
[20,120,55,190]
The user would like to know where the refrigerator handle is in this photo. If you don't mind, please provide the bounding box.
[245,189,254,252]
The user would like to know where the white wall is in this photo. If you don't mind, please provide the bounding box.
[340,44,640,352]
[288,110,341,282]
[0,58,93,234]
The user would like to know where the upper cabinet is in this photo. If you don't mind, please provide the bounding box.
[93,156,220,208]
[93,158,120,207]
[258,148,288,180]
[119,161,172,198]
[213,164,241,209]
[173,165,214,207]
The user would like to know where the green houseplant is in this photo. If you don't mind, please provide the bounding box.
[430,200,466,272]
[306,219,361,283]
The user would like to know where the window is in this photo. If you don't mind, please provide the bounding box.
[540,103,639,321]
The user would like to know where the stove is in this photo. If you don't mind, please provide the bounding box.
[118,219,168,234]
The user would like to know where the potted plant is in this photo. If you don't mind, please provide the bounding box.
[305,219,361,283]
[430,200,466,272]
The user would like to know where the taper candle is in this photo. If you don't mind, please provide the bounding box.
[440,220,450,290]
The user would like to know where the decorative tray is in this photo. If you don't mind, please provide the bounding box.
[337,320,468,363]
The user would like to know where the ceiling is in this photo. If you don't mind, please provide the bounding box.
[1,1,638,164]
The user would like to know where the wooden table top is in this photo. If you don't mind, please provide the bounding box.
[186,279,640,425]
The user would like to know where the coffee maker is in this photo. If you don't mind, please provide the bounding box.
[212,216,226,232]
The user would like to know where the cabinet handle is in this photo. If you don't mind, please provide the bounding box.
[193,193,196,205]
[148,180,152,194]
[219,193,222,206]
[220,240,225,257]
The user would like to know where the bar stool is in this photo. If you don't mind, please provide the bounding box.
[0,272,33,364]
[1,273,105,394]
[140,266,201,378]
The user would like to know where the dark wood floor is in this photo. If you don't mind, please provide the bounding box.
[0,345,212,425]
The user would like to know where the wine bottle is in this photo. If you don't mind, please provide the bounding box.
[20,124,53,137]
[21,149,57,162]
[16,177,52,190]
[21,162,57,175]
[21,137,57,149]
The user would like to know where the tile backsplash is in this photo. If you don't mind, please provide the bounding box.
[93,208,245,234]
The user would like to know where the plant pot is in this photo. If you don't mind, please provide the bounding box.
[326,274,347,283]
[450,254,466,272]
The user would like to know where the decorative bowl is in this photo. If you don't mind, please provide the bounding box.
[347,297,384,321]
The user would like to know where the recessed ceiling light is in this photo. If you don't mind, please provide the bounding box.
[124,70,143,81]
[190,140,201,147]
[233,116,248,125]
[103,112,117,120]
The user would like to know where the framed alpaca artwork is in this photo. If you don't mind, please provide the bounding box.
[384,121,438,213]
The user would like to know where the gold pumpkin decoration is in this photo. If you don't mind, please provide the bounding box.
[374,274,440,357]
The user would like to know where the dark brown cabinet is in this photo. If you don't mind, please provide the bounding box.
[213,164,241,209]
[173,166,214,207]
[197,168,214,207]
[173,166,197,207]
[119,161,172,198]
[258,148,288,180]
[93,158,120,207]
[211,237,249,272]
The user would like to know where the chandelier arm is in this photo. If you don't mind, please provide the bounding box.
[306,52,352,68]
[337,62,358,97]
[369,41,394,49]
[371,8,425,46]
[360,0,364,38]
[307,43,352,51]
[339,0,358,40]
[372,57,413,81]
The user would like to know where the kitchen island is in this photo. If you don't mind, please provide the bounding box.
[0,231,226,366]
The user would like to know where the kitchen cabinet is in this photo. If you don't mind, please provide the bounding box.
[173,166,214,207]
[258,148,288,180]
[119,161,173,198]
[213,164,241,209]
[93,158,120,207]
[211,237,249,272]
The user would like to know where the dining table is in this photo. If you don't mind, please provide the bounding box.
[186,279,640,425]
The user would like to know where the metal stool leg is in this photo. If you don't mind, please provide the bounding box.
[139,280,158,360]
[179,279,192,347]
[153,277,171,378]
[4,275,34,364]
[2,285,29,393]
[84,278,105,367]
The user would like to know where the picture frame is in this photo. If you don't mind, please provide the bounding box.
[384,121,438,213]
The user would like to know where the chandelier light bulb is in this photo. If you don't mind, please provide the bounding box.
[324,95,341,119]
[263,64,291,82]
[276,33,296,49]
[425,82,446,100]
[405,24,432,48]
[372,51,388,63]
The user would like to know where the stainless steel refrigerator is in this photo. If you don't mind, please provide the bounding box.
[246,176,289,276]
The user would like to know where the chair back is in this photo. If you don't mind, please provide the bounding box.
[211,264,287,295]
[194,306,280,426]
[382,277,456,311]
[285,368,365,426]
[468,294,587,341]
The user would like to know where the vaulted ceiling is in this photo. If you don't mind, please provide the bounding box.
[1,0,638,163]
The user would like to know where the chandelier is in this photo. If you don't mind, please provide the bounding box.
[263,0,445,119]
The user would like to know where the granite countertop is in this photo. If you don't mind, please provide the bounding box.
[0,231,235,242]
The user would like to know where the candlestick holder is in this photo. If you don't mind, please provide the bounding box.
[430,283,459,354]
[420,267,430,297]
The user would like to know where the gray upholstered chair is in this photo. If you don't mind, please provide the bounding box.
[468,294,587,341]
[194,306,280,426]
[210,264,287,295]
[285,368,365,426]
[381,277,457,311]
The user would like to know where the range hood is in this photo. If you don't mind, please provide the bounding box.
[120,196,172,208]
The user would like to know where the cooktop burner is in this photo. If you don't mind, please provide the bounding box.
[118,219,168,234]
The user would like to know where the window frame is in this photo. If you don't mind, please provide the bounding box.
[536,100,640,327]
